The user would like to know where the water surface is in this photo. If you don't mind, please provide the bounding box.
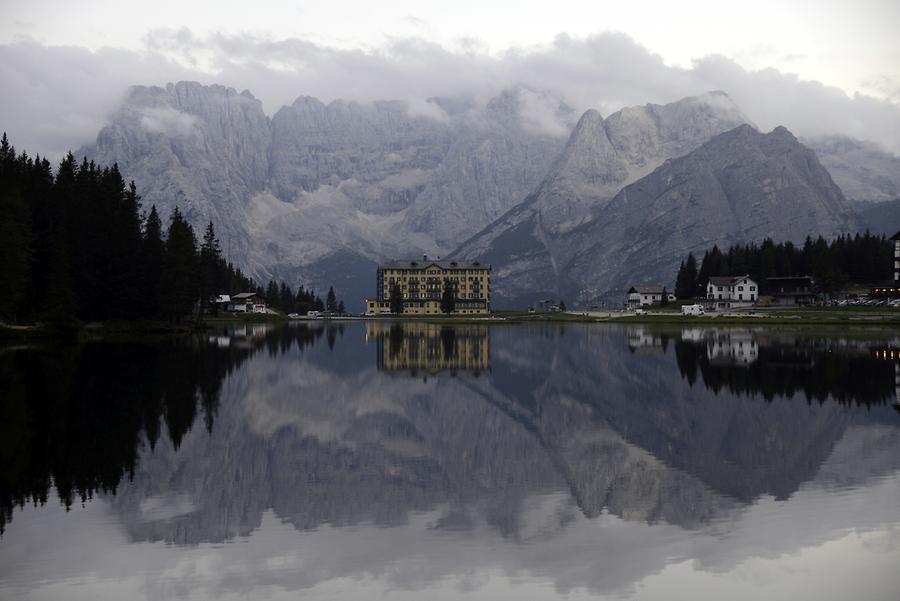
[2,322,899,600]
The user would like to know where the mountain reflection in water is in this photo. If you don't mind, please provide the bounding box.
[1,322,899,600]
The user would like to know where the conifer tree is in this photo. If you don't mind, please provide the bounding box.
[674,252,698,299]
[0,186,30,322]
[389,283,403,314]
[199,221,222,318]
[164,207,199,321]
[326,286,337,312]
[141,205,165,316]
[440,280,455,314]
[265,280,279,309]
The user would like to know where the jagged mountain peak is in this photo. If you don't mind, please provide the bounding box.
[562,124,858,302]
[452,120,858,306]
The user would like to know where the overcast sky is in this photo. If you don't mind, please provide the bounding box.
[2,0,899,159]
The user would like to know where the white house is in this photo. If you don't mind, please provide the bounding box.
[626,286,672,308]
[706,275,758,310]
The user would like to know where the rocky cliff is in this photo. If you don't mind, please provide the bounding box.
[82,83,571,308]
[83,83,882,308]
[806,135,900,201]
[455,122,860,305]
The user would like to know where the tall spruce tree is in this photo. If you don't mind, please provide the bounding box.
[164,207,199,321]
[0,187,30,322]
[440,280,455,314]
[141,206,165,316]
[674,252,698,299]
[389,283,403,314]
[0,134,32,322]
[199,222,222,319]
[326,286,337,312]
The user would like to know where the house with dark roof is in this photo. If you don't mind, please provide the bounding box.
[227,292,267,314]
[705,275,758,310]
[766,276,815,306]
[626,285,672,309]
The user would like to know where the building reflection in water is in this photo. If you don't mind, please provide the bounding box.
[367,322,489,375]
[873,347,900,408]
[3,323,900,601]
[629,326,758,366]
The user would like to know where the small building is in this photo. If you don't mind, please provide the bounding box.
[626,286,667,309]
[766,276,815,305]
[228,292,267,314]
[894,229,900,284]
[706,275,757,310]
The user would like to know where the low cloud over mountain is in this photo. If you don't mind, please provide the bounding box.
[3,30,900,161]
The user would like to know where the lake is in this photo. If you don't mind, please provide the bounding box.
[2,322,900,600]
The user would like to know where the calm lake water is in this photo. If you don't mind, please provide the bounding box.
[2,322,900,600]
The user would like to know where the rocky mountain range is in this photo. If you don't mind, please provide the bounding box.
[82,82,573,306]
[81,82,897,307]
[806,135,900,202]
[457,123,860,305]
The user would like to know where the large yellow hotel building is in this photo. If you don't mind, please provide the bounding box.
[366,257,491,315]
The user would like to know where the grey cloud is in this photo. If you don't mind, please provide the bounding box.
[0,42,193,160]
[137,106,198,136]
[2,30,900,162]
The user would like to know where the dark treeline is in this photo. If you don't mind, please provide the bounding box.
[674,233,893,298]
[0,133,257,324]
[674,339,897,408]
[261,280,332,315]
[0,323,333,534]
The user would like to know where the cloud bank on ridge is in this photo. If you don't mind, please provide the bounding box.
[2,30,899,161]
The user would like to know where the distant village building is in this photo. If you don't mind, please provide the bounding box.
[366,257,491,315]
[894,230,900,283]
[765,276,815,306]
[227,292,267,314]
[871,230,900,298]
[626,286,672,308]
[705,275,757,310]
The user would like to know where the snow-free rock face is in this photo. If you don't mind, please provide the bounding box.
[455,123,860,306]
[85,82,272,263]
[449,92,751,305]
[82,83,571,308]
[82,83,873,309]
[563,125,860,302]
[806,135,900,201]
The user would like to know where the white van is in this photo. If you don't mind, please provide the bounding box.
[681,304,705,316]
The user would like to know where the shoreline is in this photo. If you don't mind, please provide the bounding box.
[3,307,899,342]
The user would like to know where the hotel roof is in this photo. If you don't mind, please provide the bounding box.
[380,259,490,270]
